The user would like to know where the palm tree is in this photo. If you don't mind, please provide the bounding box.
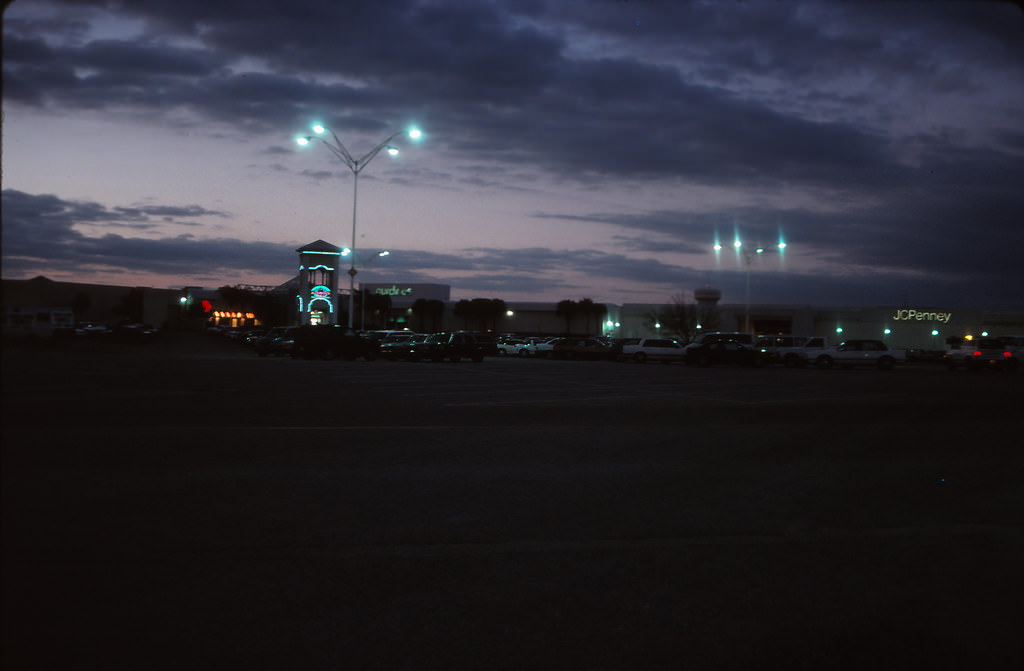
[453,300,475,330]
[425,299,445,332]
[412,298,446,332]
[454,298,506,331]
[577,298,606,335]
[556,299,578,335]
[411,298,429,331]
[359,291,392,330]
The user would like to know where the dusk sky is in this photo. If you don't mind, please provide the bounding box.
[3,0,1023,309]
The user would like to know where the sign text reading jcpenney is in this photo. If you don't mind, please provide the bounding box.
[891,309,952,323]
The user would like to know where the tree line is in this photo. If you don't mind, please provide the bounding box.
[192,288,647,336]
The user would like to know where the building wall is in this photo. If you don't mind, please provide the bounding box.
[6,276,1021,348]
[618,301,1024,349]
[1,277,183,328]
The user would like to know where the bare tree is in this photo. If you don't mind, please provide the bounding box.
[645,292,719,342]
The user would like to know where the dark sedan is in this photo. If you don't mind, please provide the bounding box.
[290,325,380,360]
[684,339,770,367]
[254,326,300,357]
[550,338,613,360]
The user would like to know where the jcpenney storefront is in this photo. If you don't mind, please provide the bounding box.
[804,306,1024,351]
[619,302,1024,349]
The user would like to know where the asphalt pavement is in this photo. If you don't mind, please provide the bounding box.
[3,332,1022,670]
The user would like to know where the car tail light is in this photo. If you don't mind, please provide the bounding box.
[1004,351,1013,358]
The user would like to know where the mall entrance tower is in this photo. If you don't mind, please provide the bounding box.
[296,240,341,325]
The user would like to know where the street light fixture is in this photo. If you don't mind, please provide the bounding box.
[296,122,423,328]
[714,236,787,334]
[348,249,391,330]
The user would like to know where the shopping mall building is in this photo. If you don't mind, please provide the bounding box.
[5,271,1021,353]
[4,239,1022,349]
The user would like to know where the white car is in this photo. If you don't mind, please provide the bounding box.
[814,339,904,370]
[496,337,527,355]
[529,338,563,357]
[620,338,686,363]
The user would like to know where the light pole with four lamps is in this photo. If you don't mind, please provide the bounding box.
[714,237,787,334]
[296,123,422,328]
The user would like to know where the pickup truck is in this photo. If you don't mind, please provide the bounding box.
[812,339,905,370]
[620,338,686,363]
[757,335,831,368]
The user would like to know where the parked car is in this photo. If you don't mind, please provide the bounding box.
[74,321,110,336]
[221,327,247,341]
[620,338,686,363]
[550,338,613,360]
[520,337,560,357]
[684,337,770,367]
[603,337,637,360]
[290,325,380,360]
[996,335,1024,358]
[813,339,905,370]
[496,336,528,355]
[405,331,498,362]
[243,328,268,346]
[111,322,159,342]
[756,335,827,367]
[689,332,756,346]
[380,333,428,360]
[254,326,299,357]
[944,337,1017,372]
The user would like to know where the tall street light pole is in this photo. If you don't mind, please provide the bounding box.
[714,238,787,334]
[349,249,391,330]
[297,124,422,328]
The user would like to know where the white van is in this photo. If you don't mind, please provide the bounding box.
[2,307,76,338]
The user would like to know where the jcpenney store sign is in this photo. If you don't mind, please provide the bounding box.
[891,309,952,323]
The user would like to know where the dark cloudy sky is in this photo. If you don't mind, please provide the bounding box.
[3,0,1023,308]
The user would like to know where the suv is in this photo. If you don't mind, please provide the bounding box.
[996,335,1024,358]
[290,325,380,360]
[406,331,498,362]
[944,337,1017,372]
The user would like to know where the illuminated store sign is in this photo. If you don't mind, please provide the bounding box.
[891,309,952,323]
[375,285,414,296]
[213,311,255,319]
[310,285,332,299]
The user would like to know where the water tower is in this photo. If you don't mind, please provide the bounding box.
[694,286,721,308]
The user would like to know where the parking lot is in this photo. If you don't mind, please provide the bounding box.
[3,333,1022,669]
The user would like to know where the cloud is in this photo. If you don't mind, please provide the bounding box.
[1,190,285,278]
[2,1,1022,309]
